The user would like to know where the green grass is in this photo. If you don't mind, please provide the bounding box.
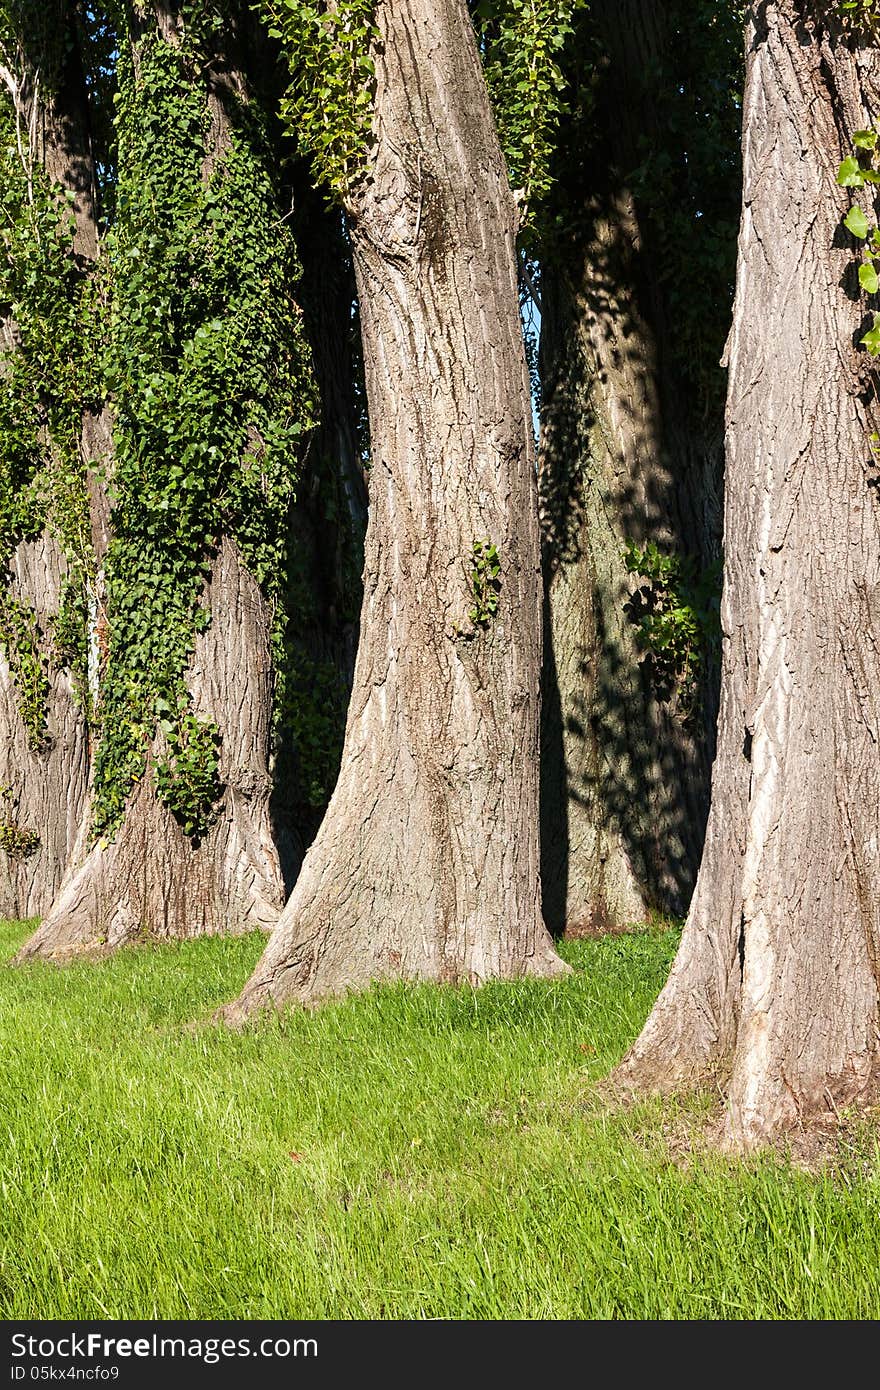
[1,918,879,1319]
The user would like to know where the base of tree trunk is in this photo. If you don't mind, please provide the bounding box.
[219,919,569,1024]
[611,4,880,1154]
[218,762,570,1024]
[15,538,286,960]
[14,772,283,961]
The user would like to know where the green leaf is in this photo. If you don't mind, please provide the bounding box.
[860,261,879,294]
[845,205,871,239]
[861,313,880,355]
[853,129,878,150]
[838,156,865,188]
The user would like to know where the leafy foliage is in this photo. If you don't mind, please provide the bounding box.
[154,704,222,841]
[0,783,38,859]
[0,2,101,735]
[91,4,315,842]
[623,541,721,715]
[838,0,880,34]
[469,539,502,628]
[837,124,880,354]
[474,0,583,234]
[260,0,378,198]
[0,591,50,749]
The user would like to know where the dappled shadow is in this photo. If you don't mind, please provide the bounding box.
[538,239,719,925]
[536,1,735,929]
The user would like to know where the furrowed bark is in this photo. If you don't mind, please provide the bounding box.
[0,539,88,918]
[616,1,880,1149]
[18,537,282,956]
[17,2,287,957]
[223,0,567,1019]
[0,5,100,917]
[539,0,722,937]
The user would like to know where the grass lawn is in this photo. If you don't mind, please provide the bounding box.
[1,918,878,1319]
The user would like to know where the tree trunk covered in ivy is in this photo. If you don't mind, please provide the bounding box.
[223,0,567,1018]
[538,0,737,935]
[19,537,285,955]
[18,0,313,957]
[0,3,101,917]
[616,2,880,1149]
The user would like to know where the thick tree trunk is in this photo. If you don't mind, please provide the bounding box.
[615,2,880,1149]
[17,3,287,957]
[0,6,100,917]
[18,537,283,956]
[539,0,722,937]
[223,0,567,1018]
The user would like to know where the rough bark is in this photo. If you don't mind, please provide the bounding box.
[16,2,286,956]
[222,0,567,1019]
[538,0,723,937]
[0,5,100,917]
[18,537,283,957]
[0,539,89,918]
[615,1,880,1149]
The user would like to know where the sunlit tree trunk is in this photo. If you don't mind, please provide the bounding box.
[616,1,880,1149]
[223,0,567,1018]
[18,1,289,957]
[0,4,100,917]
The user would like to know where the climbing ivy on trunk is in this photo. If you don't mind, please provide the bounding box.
[91,3,316,842]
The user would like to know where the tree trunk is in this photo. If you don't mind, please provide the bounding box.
[0,539,89,918]
[538,0,724,937]
[0,5,101,917]
[17,2,290,957]
[18,537,283,957]
[615,1,880,1149]
[222,0,567,1019]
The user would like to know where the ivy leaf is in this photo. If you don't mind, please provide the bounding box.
[853,129,879,150]
[860,261,879,294]
[839,157,866,188]
[861,314,880,355]
[844,205,871,239]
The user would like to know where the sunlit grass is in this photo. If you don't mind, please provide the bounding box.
[1,919,878,1318]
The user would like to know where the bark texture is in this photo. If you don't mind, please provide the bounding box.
[16,3,287,956]
[0,7,100,917]
[18,537,283,956]
[616,2,880,1148]
[223,0,567,1018]
[0,539,88,918]
[539,0,722,937]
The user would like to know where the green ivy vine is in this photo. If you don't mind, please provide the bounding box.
[838,0,880,34]
[0,783,38,859]
[474,0,582,234]
[469,539,501,627]
[260,0,379,198]
[623,540,721,717]
[0,2,102,744]
[838,124,880,354]
[0,591,50,749]
[90,4,315,843]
